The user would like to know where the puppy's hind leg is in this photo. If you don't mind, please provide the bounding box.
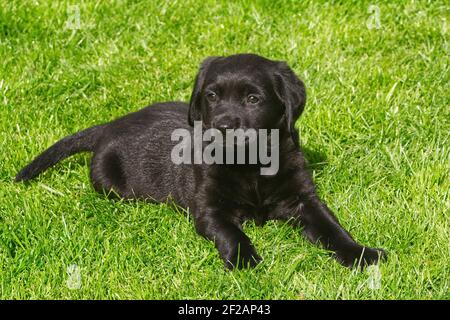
[90,149,131,199]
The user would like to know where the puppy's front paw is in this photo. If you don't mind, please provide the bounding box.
[335,245,387,269]
[223,243,262,270]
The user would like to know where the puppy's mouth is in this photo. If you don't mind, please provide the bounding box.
[212,131,258,148]
[203,123,247,132]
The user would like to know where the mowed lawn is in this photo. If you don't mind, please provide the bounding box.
[0,0,448,299]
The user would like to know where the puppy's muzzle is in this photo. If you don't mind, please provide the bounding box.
[213,115,242,133]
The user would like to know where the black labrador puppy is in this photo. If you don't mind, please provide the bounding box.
[16,54,386,269]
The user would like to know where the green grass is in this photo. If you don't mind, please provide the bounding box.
[0,0,449,299]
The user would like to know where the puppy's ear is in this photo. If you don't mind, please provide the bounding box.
[188,56,221,126]
[274,62,306,147]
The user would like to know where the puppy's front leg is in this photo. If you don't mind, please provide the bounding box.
[282,196,386,268]
[194,212,261,269]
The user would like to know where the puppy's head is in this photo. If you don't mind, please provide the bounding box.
[188,54,306,146]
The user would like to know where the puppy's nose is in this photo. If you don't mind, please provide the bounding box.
[214,117,241,132]
[217,123,231,132]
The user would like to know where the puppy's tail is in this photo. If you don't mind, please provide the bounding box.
[15,124,105,182]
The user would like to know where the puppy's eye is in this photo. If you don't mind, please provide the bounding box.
[206,92,218,102]
[247,95,260,104]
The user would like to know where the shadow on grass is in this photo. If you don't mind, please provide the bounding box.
[301,145,328,172]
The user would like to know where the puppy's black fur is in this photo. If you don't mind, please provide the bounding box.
[16,54,386,269]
